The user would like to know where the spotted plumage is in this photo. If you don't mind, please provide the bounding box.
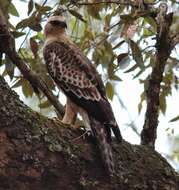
[43,16,122,175]
[44,41,101,101]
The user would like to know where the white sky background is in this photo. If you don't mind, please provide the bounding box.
[7,0,179,170]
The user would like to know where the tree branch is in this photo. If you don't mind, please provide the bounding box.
[0,75,178,190]
[141,4,173,148]
[0,8,65,118]
[77,0,158,8]
[77,0,133,6]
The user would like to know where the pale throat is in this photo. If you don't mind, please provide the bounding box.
[44,30,69,44]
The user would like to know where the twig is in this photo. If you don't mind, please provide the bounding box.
[42,0,48,7]
[71,130,90,142]
[141,45,155,53]
[18,29,31,52]
[116,93,140,136]
[107,21,121,31]
[77,0,134,6]
[90,20,121,48]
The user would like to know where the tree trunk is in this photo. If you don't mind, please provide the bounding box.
[0,75,178,190]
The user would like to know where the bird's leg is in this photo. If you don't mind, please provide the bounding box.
[62,98,77,125]
[78,108,92,136]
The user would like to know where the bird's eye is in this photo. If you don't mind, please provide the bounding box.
[50,20,67,28]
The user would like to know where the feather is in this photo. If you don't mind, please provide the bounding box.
[43,16,123,176]
[89,117,114,175]
[43,41,122,142]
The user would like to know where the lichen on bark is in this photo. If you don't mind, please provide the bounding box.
[0,75,179,190]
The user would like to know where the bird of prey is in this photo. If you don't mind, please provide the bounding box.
[43,15,122,175]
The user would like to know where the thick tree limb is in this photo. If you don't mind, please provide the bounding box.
[0,8,64,118]
[141,6,173,147]
[0,75,179,190]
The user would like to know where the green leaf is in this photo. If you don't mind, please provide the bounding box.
[11,31,26,38]
[120,14,135,23]
[69,10,86,22]
[9,3,19,17]
[169,115,179,123]
[87,6,101,20]
[39,100,51,109]
[106,82,114,100]
[22,80,33,97]
[138,102,142,114]
[105,40,113,54]
[159,94,166,115]
[117,53,128,64]
[36,31,44,41]
[16,18,31,29]
[86,29,94,40]
[102,41,114,65]
[144,16,157,33]
[35,3,52,13]
[5,56,15,80]
[124,63,138,73]
[138,92,145,114]
[34,3,41,10]
[11,78,23,88]
[117,53,130,69]
[113,40,125,50]
[16,13,42,32]
[104,14,112,28]
[28,0,34,15]
[108,63,115,78]
[60,0,67,4]
[30,23,42,32]
[110,75,122,81]
[129,39,144,68]
[143,28,154,37]
[133,69,145,79]
[1,68,8,77]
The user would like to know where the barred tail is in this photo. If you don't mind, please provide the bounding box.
[89,117,115,176]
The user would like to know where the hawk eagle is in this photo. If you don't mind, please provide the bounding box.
[43,16,122,175]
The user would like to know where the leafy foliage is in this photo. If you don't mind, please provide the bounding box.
[0,1,178,132]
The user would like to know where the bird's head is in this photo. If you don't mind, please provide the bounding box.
[159,3,168,13]
[44,16,67,38]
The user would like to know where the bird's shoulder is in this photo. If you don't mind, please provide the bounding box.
[44,40,96,75]
[44,40,106,97]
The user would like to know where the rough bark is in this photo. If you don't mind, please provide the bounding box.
[141,11,174,148]
[0,76,179,190]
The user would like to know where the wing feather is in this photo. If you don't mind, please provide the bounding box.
[43,40,122,143]
[43,41,104,101]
